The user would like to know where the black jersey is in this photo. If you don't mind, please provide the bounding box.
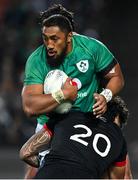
[36,111,127,179]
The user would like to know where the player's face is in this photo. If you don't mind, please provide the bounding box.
[42,26,72,67]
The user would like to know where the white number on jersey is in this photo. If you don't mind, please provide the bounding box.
[70,124,92,146]
[70,124,111,157]
[93,133,111,157]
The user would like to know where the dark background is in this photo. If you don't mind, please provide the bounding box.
[0,0,137,178]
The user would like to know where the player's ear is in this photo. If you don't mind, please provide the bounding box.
[67,32,72,43]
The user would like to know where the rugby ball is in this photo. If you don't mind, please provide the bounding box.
[44,70,72,114]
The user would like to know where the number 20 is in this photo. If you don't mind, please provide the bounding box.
[70,124,111,157]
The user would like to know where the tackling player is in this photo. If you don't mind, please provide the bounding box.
[20,96,132,179]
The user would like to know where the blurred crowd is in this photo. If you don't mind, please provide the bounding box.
[0,0,111,146]
[0,0,42,146]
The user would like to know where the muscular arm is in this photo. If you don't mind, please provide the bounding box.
[124,154,133,179]
[22,84,60,116]
[104,63,124,95]
[20,128,51,167]
[108,166,126,179]
[93,63,124,117]
[103,155,133,179]
[22,78,77,116]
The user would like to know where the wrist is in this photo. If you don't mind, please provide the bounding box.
[100,88,113,102]
[51,89,65,104]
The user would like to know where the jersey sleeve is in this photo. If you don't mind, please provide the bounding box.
[43,115,58,135]
[43,124,53,137]
[37,114,49,125]
[113,138,127,167]
[24,52,44,85]
[93,39,117,76]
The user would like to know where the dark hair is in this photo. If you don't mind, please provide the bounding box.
[104,96,129,128]
[39,4,74,33]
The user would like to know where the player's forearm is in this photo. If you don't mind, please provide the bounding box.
[20,128,51,166]
[24,155,40,168]
[105,76,124,96]
[23,93,59,116]
[22,88,75,117]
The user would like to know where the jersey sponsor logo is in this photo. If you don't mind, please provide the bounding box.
[77,92,87,98]
[76,60,89,73]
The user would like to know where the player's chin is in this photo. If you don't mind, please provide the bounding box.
[47,54,64,67]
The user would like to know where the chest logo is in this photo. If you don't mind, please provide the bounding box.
[76,60,89,73]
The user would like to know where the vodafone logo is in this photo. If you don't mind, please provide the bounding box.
[72,78,82,90]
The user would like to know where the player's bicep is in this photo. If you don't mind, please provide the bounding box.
[104,63,124,81]
[124,154,133,179]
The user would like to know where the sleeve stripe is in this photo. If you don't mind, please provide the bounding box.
[98,58,118,76]
[43,124,53,136]
[114,160,126,167]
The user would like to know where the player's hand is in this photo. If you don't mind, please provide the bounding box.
[62,78,78,101]
[93,93,107,118]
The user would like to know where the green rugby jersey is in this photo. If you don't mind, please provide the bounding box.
[24,33,117,113]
